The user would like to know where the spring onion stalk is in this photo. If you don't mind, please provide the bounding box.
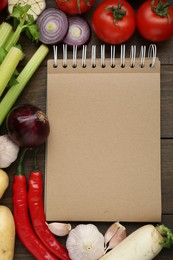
[0,23,13,48]
[0,44,49,127]
[0,47,24,96]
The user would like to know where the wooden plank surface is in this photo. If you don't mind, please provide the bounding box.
[0,0,173,259]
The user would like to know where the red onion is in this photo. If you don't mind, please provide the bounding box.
[63,15,91,47]
[37,8,68,45]
[6,104,50,148]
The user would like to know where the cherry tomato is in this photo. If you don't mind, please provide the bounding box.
[136,0,173,42]
[92,0,136,45]
[0,0,7,13]
[55,0,95,15]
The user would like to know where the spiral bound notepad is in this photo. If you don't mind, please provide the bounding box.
[45,44,161,222]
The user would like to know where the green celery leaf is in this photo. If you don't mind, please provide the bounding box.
[9,4,31,19]
[28,24,40,42]
[8,69,19,87]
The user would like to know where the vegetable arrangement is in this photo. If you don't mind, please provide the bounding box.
[100,224,173,260]
[13,149,70,259]
[0,4,49,127]
[37,7,91,46]
[0,1,173,259]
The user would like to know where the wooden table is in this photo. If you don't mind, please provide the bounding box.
[1,0,173,259]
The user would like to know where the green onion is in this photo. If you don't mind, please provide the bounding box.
[0,46,24,96]
[0,23,13,48]
[0,44,49,127]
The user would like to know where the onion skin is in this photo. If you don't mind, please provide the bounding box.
[63,15,91,47]
[6,104,50,148]
[37,8,68,45]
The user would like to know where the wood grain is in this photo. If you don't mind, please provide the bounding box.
[0,0,173,259]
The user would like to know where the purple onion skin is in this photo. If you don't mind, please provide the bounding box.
[37,8,68,45]
[63,15,91,48]
[6,104,50,148]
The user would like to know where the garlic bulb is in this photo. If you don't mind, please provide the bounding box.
[66,224,105,260]
[46,222,71,236]
[0,135,19,168]
[8,0,46,20]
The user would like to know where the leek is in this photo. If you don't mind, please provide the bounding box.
[0,44,49,127]
[0,23,13,48]
[0,46,24,96]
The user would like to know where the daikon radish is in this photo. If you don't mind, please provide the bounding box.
[100,224,173,260]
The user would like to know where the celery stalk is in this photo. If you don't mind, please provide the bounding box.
[0,47,24,96]
[0,44,49,127]
[5,25,23,52]
[0,22,13,48]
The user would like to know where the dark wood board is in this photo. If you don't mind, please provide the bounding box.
[0,0,173,259]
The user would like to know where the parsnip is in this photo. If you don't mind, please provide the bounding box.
[0,168,9,199]
[100,224,173,260]
[0,206,15,260]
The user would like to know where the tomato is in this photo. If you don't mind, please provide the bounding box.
[55,0,95,15]
[136,0,173,42]
[0,0,7,13]
[92,0,136,44]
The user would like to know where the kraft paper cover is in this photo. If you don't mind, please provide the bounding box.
[45,59,161,222]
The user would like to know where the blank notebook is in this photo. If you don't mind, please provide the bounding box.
[45,45,161,222]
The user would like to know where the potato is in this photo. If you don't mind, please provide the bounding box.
[0,205,15,260]
[0,168,9,199]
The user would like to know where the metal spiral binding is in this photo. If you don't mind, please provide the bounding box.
[91,45,96,68]
[140,45,146,68]
[130,45,136,68]
[62,44,67,68]
[72,45,78,68]
[53,44,157,69]
[101,45,106,67]
[120,45,126,67]
[148,44,157,68]
[111,45,116,68]
[82,45,87,68]
[53,45,58,68]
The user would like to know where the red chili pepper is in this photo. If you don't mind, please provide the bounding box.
[12,149,57,260]
[27,150,70,260]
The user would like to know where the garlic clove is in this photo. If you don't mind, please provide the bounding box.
[46,222,71,236]
[104,222,121,246]
[105,224,126,252]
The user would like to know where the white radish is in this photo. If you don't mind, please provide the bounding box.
[100,224,173,260]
